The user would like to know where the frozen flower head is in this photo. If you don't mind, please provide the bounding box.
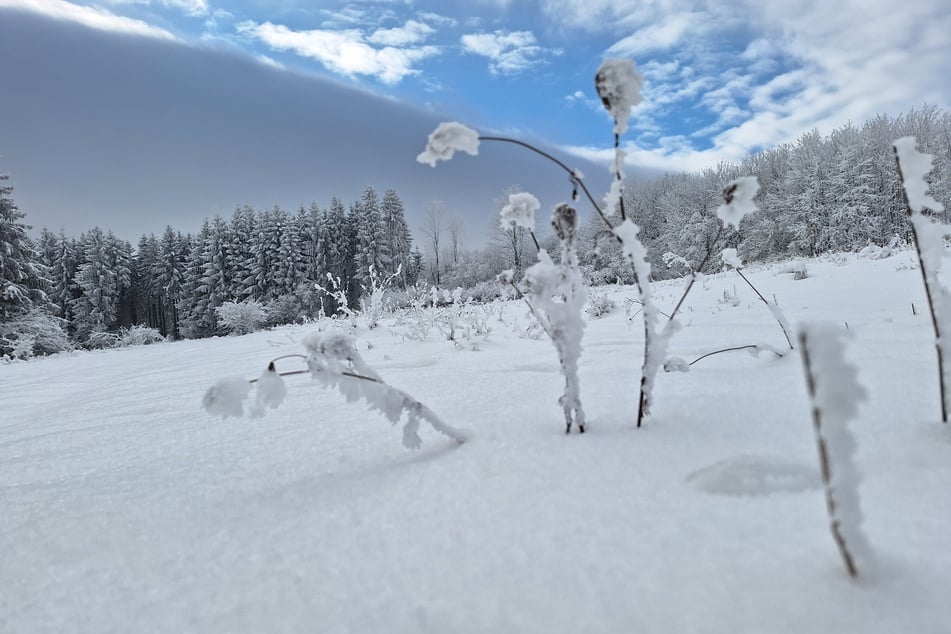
[716,176,760,229]
[595,58,644,135]
[500,192,540,231]
[721,248,744,269]
[551,204,577,243]
[417,122,480,167]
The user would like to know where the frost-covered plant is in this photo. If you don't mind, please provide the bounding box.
[0,309,71,359]
[215,299,269,336]
[893,136,950,423]
[118,325,165,347]
[202,332,468,449]
[798,323,872,578]
[361,264,401,330]
[315,273,358,327]
[417,60,781,429]
[719,243,794,350]
[503,204,588,433]
[586,291,617,318]
[85,330,120,350]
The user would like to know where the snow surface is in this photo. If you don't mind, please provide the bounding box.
[3,253,951,632]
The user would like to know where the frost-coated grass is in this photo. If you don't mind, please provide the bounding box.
[3,253,949,633]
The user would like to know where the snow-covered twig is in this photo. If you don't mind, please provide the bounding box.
[501,205,588,433]
[733,269,795,350]
[202,334,468,449]
[893,136,950,423]
[798,324,871,578]
[688,344,784,367]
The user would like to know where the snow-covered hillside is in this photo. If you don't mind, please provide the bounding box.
[3,253,949,633]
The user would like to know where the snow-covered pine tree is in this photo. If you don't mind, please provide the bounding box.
[228,205,257,301]
[322,196,355,315]
[381,188,412,287]
[352,186,391,292]
[153,226,186,338]
[71,227,123,340]
[132,234,160,329]
[0,175,49,321]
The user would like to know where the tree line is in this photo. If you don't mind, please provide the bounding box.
[2,107,949,357]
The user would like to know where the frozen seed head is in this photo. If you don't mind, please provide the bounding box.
[595,58,644,135]
[552,204,577,243]
[500,192,541,231]
[716,175,760,229]
[416,122,480,167]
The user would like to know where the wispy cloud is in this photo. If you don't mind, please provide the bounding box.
[460,30,559,75]
[237,20,440,84]
[606,12,698,57]
[1,0,178,40]
[368,19,434,46]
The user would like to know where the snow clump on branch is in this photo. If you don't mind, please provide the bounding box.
[892,137,945,213]
[716,176,760,229]
[595,58,644,135]
[416,122,480,167]
[499,192,540,231]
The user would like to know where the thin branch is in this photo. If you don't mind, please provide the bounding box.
[688,344,784,367]
[478,136,616,232]
[666,225,724,325]
[735,268,795,350]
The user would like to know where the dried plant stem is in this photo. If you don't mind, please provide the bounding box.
[799,331,859,578]
[666,226,724,325]
[893,149,948,423]
[734,268,795,350]
[689,344,784,367]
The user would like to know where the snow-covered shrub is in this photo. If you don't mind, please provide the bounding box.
[266,295,305,326]
[586,291,617,318]
[778,261,809,280]
[118,325,165,347]
[85,330,120,350]
[798,323,872,578]
[0,309,71,359]
[203,332,468,449]
[361,265,401,330]
[215,300,269,335]
[893,136,950,422]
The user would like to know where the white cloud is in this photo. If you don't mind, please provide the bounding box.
[606,12,697,57]
[237,20,439,84]
[461,30,559,75]
[417,11,456,28]
[368,19,435,46]
[0,0,178,40]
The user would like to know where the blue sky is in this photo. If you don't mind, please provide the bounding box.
[1,0,949,242]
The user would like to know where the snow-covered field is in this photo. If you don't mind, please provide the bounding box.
[3,253,949,633]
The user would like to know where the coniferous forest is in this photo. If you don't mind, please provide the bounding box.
[2,106,949,358]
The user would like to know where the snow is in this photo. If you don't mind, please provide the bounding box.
[3,253,951,632]
[594,58,644,135]
[716,175,760,229]
[416,122,480,167]
[499,191,540,231]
